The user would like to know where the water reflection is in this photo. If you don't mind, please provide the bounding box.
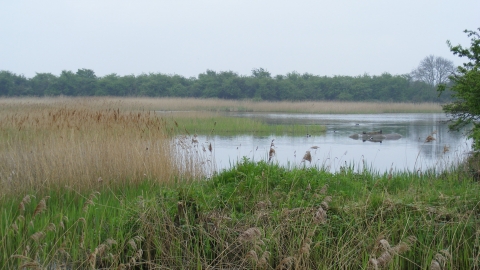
[186,113,472,174]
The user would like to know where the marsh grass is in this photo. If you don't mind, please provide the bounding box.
[0,99,207,199]
[162,111,326,135]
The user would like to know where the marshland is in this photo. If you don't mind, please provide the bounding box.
[0,97,479,269]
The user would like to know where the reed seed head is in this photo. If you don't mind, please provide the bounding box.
[31,231,46,242]
[319,184,328,195]
[300,238,312,256]
[238,227,262,243]
[246,250,258,262]
[33,196,50,218]
[18,195,32,212]
[258,251,270,269]
[275,256,294,270]
[302,151,312,163]
[425,135,435,142]
[430,249,451,270]
[269,147,275,161]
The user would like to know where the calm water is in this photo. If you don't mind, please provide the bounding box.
[185,113,472,174]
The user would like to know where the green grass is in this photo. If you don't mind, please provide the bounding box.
[164,115,326,136]
[1,159,479,269]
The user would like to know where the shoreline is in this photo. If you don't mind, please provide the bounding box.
[0,97,444,114]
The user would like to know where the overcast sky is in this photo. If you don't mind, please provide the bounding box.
[1,1,479,78]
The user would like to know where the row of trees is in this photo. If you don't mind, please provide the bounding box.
[0,68,451,102]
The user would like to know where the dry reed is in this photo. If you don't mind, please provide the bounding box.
[430,249,451,270]
[0,98,206,197]
[302,151,312,163]
[369,236,417,269]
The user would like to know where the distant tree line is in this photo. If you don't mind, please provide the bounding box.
[0,67,452,102]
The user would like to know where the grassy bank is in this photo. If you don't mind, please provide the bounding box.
[1,159,478,269]
[0,97,443,114]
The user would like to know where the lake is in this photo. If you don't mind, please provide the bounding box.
[183,113,472,174]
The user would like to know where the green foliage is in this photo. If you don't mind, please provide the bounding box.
[166,115,326,136]
[0,68,448,102]
[438,28,480,150]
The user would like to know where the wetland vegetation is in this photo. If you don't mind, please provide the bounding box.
[0,97,478,269]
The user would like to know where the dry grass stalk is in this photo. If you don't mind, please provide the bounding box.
[255,200,271,211]
[313,196,331,224]
[129,248,143,265]
[313,207,327,225]
[11,222,19,233]
[79,232,85,249]
[88,248,98,269]
[94,238,117,259]
[245,250,259,263]
[19,262,41,269]
[128,239,138,250]
[302,151,312,163]
[275,256,295,270]
[45,223,56,232]
[82,191,100,213]
[12,254,42,270]
[18,195,32,212]
[238,227,262,243]
[258,251,271,269]
[30,231,46,242]
[269,147,276,162]
[281,207,307,219]
[318,184,328,195]
[430,249,451,270]
[33,196,50,218]
[299,238,312,256]
[77,217,86,225]
[10,254,32,261]
[369,236,416,269]
[425,131,436,143]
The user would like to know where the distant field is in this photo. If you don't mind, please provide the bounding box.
[0,97,443,113]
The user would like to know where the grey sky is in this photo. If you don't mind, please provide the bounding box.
[1,1,479,78]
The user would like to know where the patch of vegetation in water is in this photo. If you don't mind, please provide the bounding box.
[164,114,326,136]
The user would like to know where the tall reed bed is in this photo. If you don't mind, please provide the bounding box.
[0,99,205,198]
